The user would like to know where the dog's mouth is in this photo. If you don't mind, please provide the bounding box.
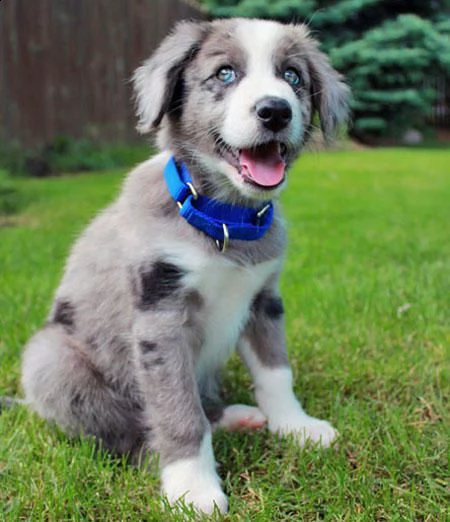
[218,140,287,190]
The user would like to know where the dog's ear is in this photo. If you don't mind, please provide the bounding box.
[133,21,208,134]
[307,44,351,141]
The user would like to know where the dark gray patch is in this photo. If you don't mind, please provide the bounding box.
[70,391,83,410]
[201,77,229,102]
[252,290,284,319]
[163,46,202,124]
[139,340,157,354]
[142,424,153,438]
[152,356,165,366]
[243,287,289,368]
[185,289,203,310]
[202,399,224,424]
[265,296,284,319]
[52,300,76,331]
[135,261,186,310]
[141,354,165,372]
[149,29,209,129]
[139,338,163,370]
[141,360,152,371]
[86,336,99,351]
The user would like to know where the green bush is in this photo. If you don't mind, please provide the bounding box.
[0,142,27,177]
[0,171,27,216]
[0,137,153,177]
[331,14,450,136]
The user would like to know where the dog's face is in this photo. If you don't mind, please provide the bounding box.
[134,19,349,201]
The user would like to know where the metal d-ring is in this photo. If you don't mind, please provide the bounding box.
[215,223,230,253]
[177,182,198,209]
[186,182,198,200]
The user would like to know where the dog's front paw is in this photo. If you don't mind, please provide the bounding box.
[162,476,228,515]
[161,444,228,515]
[269,414,338,447]
[216,404,267,431]
[160,432,228,514]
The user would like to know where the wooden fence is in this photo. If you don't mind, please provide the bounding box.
[1,2,448,148]
[0,0,206,148]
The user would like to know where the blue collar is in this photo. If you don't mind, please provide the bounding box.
[163,156,274,251]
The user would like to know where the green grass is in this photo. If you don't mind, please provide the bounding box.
[1,149,449,521]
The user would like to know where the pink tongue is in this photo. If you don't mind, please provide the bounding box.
[239,142,285,187]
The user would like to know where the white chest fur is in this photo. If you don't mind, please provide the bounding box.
[181,250,280,377]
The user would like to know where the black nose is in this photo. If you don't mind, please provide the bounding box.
[255,97,292,132]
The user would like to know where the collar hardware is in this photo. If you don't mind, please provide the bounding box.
[215,224,230,253]
[177,180,198,209]
[256,203,272,223]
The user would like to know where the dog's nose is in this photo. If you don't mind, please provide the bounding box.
[255,97,292,132]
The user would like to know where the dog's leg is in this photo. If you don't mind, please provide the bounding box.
[238,288,338,447]
[132,308,228,515]
[21,325,144,454]
[199,363,266,432]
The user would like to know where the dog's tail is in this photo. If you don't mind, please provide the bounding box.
[0,397,24,413]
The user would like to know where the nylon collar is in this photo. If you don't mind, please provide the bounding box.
[163,156,274,251]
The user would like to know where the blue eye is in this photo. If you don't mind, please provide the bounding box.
[216,66,236,85]
[284,68,301,87]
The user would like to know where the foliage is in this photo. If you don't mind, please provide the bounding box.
[0,170,28,216]
[202,0,315,20]
[1,149,449,518]
[200,0,450,139]
[0,137,152,177]
[331,15,450,135]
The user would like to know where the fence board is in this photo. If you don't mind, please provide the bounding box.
[0,0,205,147]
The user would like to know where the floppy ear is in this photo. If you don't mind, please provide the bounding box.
[307,46,351,141]
[132,21,208,134]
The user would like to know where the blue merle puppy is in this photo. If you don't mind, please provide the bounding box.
[21,18,349,515]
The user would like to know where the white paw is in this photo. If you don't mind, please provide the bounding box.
[269,415,338,447]
[163,478,228,515]
[160,432,228,515]
[217,404,267,431]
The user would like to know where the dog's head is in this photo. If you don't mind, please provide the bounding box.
[133,18,350,201]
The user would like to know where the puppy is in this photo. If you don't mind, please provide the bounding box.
[21,18,349,515]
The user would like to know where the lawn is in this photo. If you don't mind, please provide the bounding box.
[0,148,449,521]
